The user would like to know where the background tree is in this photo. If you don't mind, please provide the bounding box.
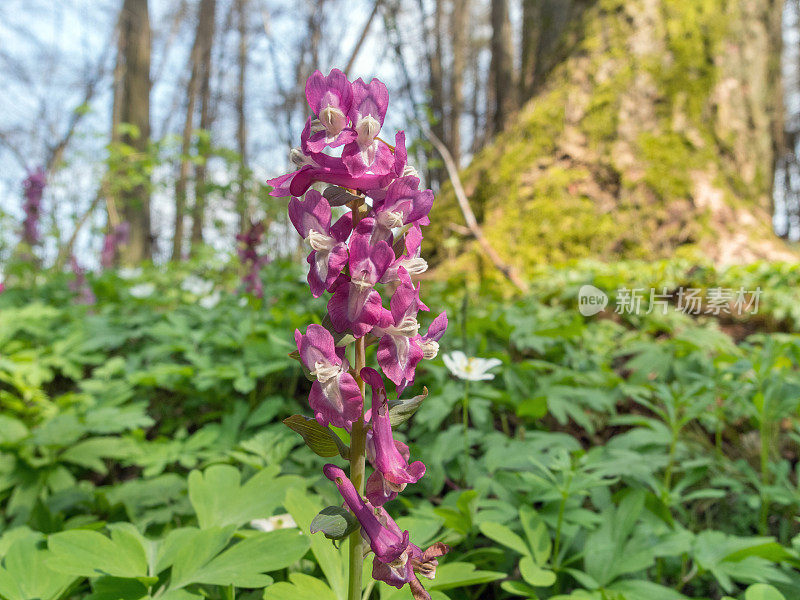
[112,0,153,264]
[427,0,794,281]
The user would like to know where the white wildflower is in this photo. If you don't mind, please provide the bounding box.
[250,513,297,532]
[198,291,221,309]
[118,267,142,280]
[128,282,155,298]
[181,275,214,296]
[442,351,502,381]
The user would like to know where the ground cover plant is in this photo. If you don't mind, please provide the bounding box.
[1,255,799,600]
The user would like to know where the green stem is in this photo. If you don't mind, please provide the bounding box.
[759,416,770,535]
[462,380,470,480]
[662,429,678,506]
[552,491,567,569]
[347,336,367,600]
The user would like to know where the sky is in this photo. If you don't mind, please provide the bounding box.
[0,0,433,267]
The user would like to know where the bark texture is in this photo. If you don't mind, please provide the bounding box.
[428,0,794,282]
[490,0,516,134]
[113,0,152,264]
[190,0,216,254]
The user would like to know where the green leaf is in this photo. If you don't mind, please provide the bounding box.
[263,572,338,600]
[0,531,77,600]
[186,529,309,588]
[46,528,148,579]
[387,388,428,426]
[501,580,540,598]
[310,507,360,541]
[426,562,504,590]
[188,464,303,529]
[168,527,236,589]
[478,522,530,556]
[607,579,689,600]
[520,507,551,565]
[86,577,149,600]
[745,584,787,600]
[285,488,346,600]
[516,396,547,419]
[519,556,556,587]
[282,415,350,459]
[0,415,28,445]
[61,437,137,473]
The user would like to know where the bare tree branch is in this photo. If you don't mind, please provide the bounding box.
[424,127,529,293]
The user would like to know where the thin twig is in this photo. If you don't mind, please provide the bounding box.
[423,127,529,293]
[345,0,381,74]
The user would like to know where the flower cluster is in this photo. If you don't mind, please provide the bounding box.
[236,221,270,298]
[101,222,130,269]
[21,169,46,247]
[274,69,448,599]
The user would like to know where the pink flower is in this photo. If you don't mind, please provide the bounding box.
[21,169,46,246]
[348,78,389,150]
[288,191,351,297]
[374,272,426,387]
[69,256,96,305]
[305,69,354,144]
[236,221,270,297]
[324,465,447,600]
[323,464,410,563]
[372,176,434,230]
[295,324,362,430]
[362,367,425,490]
[101,222,130,269]
[381,225,428,286]
[327,234,394,338]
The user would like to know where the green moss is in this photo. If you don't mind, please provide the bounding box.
[427,0,783,283]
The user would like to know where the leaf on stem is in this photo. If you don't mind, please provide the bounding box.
[283,415,350,459]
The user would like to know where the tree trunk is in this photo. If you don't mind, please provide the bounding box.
[236,0,249,236]
[172,1,205,261]
[519,0,541,102]
[427,0,447,187]
[490,0,516,135]
[428,0,794,277]
[189,0,216,254]
[113,0,152,264]
[448,0,468,168]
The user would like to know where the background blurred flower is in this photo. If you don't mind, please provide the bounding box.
[129,282,155,298]
[443,351,502,381]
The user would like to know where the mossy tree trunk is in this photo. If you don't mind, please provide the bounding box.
[428,0,794,281]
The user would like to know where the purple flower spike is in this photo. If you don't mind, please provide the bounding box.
[305,69,353,139]
[375,273,425,386]
[289,190,351,296]
[295,325,362,429]
[374,177,434,230]
[69,256,96,305]
[362,367,426,489]
[21,169,46,246]
[101,222,130,269]
[323,464,410,563]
